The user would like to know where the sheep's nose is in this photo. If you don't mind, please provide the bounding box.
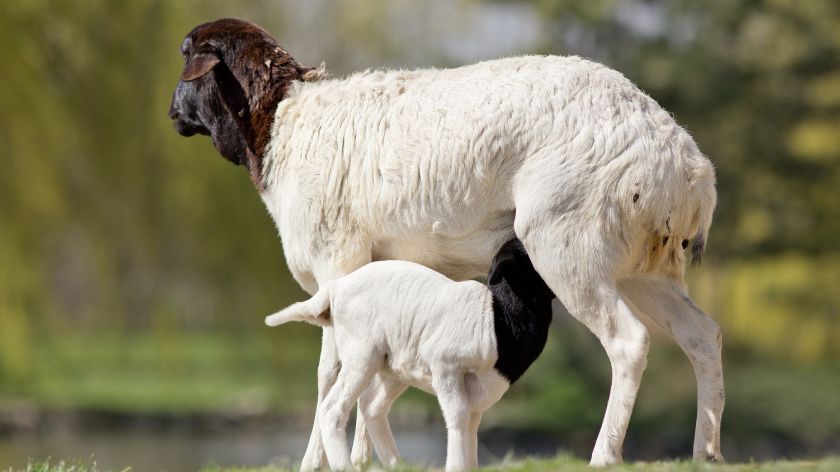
[168,102,180,120]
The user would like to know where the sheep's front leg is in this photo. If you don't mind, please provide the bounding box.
[301,254,372,469]
[301,329,340,471]
[433,371,473,472]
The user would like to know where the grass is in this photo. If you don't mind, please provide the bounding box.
[8,455,840,472]
[206,456,840,472]
[5,457,129,472]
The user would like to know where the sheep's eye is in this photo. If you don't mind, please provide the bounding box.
[179,39,191,58]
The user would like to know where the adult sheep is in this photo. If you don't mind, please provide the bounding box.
[167,18,724,468]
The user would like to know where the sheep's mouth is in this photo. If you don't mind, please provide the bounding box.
[173,119,210,137]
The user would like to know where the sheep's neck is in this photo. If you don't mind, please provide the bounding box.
[489,281,553,384]
[217,46,315,190]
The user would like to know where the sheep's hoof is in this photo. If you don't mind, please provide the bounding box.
[589,453,622,467]
[698,453,725,464]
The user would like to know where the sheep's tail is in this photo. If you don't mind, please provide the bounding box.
[265,283,332,328]
[686,156,717,265]
[690,184,715,265]
[633,146,717,274]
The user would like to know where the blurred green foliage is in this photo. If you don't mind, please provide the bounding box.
[0,0,838,452]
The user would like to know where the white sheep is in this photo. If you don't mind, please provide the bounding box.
[169,19,724,468]
[265,239,555,471]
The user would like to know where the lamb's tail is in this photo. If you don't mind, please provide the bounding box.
[264,283,332,328]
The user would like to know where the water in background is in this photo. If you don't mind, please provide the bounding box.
[0,420,823,471]
[0,424,449,471]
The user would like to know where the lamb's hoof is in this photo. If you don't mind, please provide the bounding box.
[299,458,321,472]
[350,457,369,470]
[350,444,372,468]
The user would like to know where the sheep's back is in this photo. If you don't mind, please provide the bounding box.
[265,55,715,280]
[270,56,609,215]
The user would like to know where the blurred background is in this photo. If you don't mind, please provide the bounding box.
[1,0,839,469]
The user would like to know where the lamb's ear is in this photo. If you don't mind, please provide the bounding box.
[181,52,220,81]
[488,255,513,285]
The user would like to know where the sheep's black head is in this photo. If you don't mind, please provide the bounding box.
[488,239,555,302]
[168,18,320,188]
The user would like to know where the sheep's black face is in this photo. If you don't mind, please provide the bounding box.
[168,35,248,167]
[169,81,209,137]
[168,19,319,189]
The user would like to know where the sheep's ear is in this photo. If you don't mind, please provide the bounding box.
[181,52,220,81]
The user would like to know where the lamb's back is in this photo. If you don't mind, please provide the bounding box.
[330,261,497,378]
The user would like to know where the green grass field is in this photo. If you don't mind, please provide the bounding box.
[12,456,840,472]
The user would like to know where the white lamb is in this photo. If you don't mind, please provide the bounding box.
[265,239,555,471]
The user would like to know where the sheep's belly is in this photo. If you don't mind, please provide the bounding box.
[372,211,516,281]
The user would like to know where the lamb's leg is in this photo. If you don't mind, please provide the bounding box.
[319,365,376,471]
[467,411,482,469]
[350,409,372,467]
[433,371,472,472]
[301,330,339,471]
[618,275,725,462]
[359,374,407,468]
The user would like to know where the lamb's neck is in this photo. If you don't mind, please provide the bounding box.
[489,281,553,384]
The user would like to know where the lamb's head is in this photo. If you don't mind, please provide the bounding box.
[168,18,320,187]
[488,239,555,303]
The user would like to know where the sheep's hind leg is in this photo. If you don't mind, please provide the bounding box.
[516,215,648,466]
[358,374,407,468]
[618,275,725,462]
[557,284,649,466]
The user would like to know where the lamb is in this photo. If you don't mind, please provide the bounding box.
[265,239,555,471]
[168,18,725,468]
